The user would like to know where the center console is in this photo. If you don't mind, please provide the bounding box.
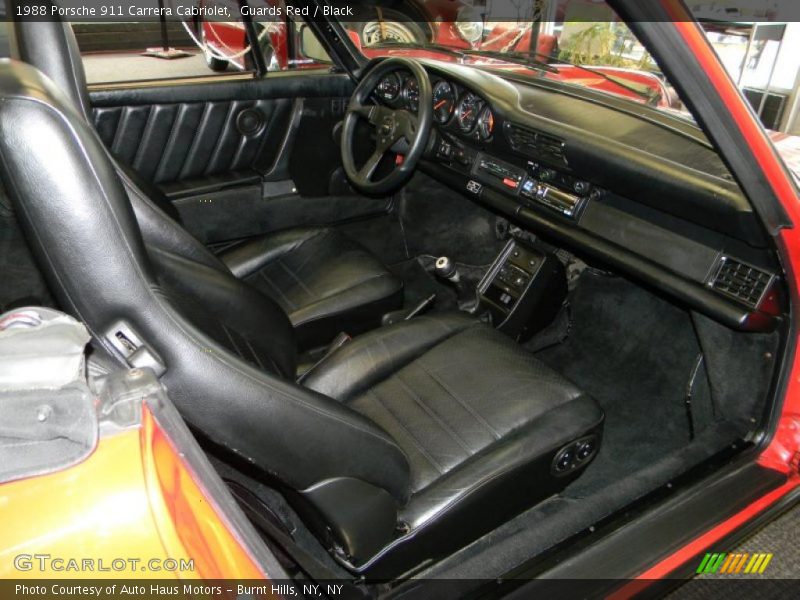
[478,239,567,342]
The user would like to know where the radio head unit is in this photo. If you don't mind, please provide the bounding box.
[520,179,586,219]
[471,152,588,220]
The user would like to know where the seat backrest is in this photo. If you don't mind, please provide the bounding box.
[0,60,409,504]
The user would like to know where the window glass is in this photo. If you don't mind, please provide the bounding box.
[78,1,331,85]
[337,0,684,117]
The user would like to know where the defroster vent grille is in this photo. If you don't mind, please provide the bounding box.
[504,123,566,164]
[708,256,773,308]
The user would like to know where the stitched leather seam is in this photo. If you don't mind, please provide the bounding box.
[368,388,445,475]
[205,101,237,176]
[131,104,159,171]
[178,102,213,180]
[394,374,474,458]
[418,362,501,440]
[156,277,286,376]
[124,186,227,271]
[257,269,297,310]
[153,103,185,183]
[315,316,474,401]
[220,322,244,358]
[226,228,324,278]
[109,105,128,156]
[242,336,267,371]
[290,233,326,273]
[275,257,313,297]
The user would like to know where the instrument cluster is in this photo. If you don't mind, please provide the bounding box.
[376,71,495,141]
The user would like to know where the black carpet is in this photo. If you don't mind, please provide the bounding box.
[537,270,701,496]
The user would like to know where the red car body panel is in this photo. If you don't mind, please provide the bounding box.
[0,401,266,580]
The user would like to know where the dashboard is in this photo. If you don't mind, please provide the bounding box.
[369,60,784,332]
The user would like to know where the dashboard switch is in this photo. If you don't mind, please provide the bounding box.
[466,180,483,194]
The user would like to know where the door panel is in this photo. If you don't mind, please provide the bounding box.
[89,73,352,191]
[94,98,295,185]
[88,73,390,244]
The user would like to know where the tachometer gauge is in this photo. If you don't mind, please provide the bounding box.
[456,93,483,133]
[477,106,495,139]
[403,77,419,111]
[376,73,401,102]
[432,80,456,123]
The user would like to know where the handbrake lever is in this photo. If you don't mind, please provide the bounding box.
[404,294,437,320]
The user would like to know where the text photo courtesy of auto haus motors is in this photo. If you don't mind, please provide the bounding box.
[1,0,800,598]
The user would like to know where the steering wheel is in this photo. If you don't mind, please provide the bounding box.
[341,58,433,195]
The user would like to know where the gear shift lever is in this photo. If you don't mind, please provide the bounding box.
[434,256,478,313]
[434,256,460,284]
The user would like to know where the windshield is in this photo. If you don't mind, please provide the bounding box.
[338,0,687,117]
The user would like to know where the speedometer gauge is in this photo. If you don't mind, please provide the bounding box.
[477,106,495,139]
[432,80,455,123]
[456,93,483,133]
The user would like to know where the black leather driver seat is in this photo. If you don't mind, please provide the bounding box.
[0,62,603,577]
[10,15,402,350]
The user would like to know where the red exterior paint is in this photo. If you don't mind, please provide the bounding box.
[142,405,267,580]
[613,479,799,594]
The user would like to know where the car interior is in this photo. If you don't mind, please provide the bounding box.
[0,5,788,594]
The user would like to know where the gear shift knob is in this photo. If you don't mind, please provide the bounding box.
[435,256,459,282]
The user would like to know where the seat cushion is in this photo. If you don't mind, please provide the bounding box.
[220,227,403,349]
[305,314,604,575]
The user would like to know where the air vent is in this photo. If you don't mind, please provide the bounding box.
[504,123,566,164]
[536,133,566,161]
[708,256,774,309]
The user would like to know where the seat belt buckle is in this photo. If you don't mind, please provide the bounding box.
[105,320,166,377]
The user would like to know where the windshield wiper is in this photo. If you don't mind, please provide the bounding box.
[370,41,558,75]
[451,48,560,74]
[510,50,662,105]
[370,41,470,59]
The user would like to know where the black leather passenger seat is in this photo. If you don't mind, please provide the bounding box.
[303,313,604,575]
[221,227,403,349]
